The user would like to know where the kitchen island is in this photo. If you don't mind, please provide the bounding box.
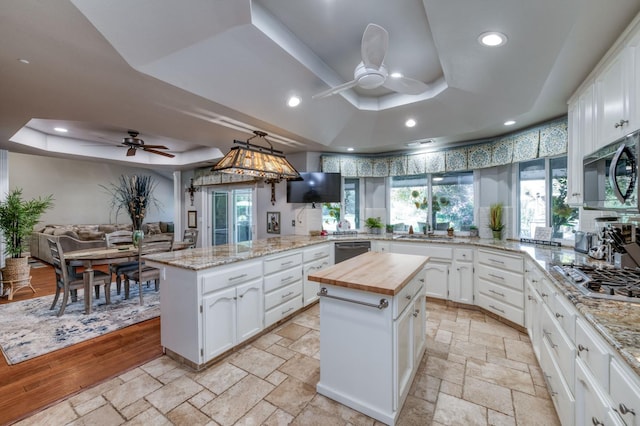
[308,251,429,426]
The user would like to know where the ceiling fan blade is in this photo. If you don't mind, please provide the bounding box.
[126,147,137,156]
[361,23,388,69]
[382,75,429,95]
[143,148,175,158]
[312,79,359,99]
[140,144,169,150]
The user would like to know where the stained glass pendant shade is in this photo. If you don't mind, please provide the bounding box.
[213,131,300,180]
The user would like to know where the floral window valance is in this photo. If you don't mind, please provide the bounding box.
[321,116,566,177]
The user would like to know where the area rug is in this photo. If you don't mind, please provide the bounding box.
[0,284,160,365]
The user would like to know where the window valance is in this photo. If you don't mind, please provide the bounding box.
[321,116,567,177]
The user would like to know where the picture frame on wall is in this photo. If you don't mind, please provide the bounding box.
[267,211,280,234]
[188,210,197,228]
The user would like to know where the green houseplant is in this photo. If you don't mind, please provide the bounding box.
[469,225,479,237]
[488,203,505,239]
[364,217,383,234]
[0,188,53,281]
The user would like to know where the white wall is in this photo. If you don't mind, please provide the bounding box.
[9,153,174,226]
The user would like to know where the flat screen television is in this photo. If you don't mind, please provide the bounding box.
[286,172,341,203]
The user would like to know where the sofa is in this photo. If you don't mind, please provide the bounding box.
[29,221,174,265]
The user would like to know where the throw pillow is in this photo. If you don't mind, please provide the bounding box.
[146,223,162,235]
[166,222,174,233]
[77,230,104,241]
[61,230,80,239]
[98,224,117,234]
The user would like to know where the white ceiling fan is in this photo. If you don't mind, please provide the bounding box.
[312,23,429,99]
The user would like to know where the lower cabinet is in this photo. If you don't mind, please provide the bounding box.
[610,359,640,426]
[575,358,624,426]
[203,279,263,360]
[424,262,448,299]
[540,336,575,426]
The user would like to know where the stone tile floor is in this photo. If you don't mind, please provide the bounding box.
[16,302,560,425]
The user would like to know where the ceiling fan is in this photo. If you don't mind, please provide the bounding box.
[312,23,429,99]
[120,130,175,158]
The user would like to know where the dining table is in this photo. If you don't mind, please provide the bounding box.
[65,241,192,314]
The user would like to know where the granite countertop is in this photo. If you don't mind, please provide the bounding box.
[144,233,640,376]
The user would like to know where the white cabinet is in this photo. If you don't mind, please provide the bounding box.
[203,279,262,360]
[475,249,524,326]
[540,336,575,426]
[610,359,640,426]
[423,262,448,299]
[576,358,624,426]
[263,251,303,327]
[568,82,596,206]
[525,282,543,358]
[302,243,333,306]
[449,247,474,304]
[371,240,390,253]
[390,242,452,299]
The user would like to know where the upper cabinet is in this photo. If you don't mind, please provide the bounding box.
[567,83,596,205]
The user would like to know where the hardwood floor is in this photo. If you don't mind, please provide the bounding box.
[0,262,163,425]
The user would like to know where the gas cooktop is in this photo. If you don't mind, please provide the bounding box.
[553,264,640,303]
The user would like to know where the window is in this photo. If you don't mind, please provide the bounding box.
[518,156,577,240]
[322,202,340,231]
[390,172,474,232]
[343,178,360,229]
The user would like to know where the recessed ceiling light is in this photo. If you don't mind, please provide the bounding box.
[18,58,30,64]
[390,72,403,78]
[478,31,507,47]
[504,120,516,126]
[53,127,68,133]
[405,118,416,128]
[346,147,354,152]
[287,96,301,107]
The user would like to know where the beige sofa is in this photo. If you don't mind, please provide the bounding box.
[29,221,174,265]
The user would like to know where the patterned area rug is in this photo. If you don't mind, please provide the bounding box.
[0,284,160,365]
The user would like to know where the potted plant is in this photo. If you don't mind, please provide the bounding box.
[0,188,53,282]
[364,217,383,234]
[447,224,454,237]
[488,203,505,240]
[385,224,394,234]
[103,175,160,246]
[469,225,479,237]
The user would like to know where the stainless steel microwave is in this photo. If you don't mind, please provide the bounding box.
[583,129,640,212]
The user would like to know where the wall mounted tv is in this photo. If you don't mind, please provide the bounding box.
[286,172,341,204]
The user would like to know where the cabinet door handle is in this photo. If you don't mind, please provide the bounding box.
[413,309,419,317]
[543,330,557,349]
[419,278,425,283]
[555,312,563,319]
[619,403,636,416]
[614,119,629,128]
[543,374,558,397]
[405,294,412,300]
[592,417,604,425]
[489,289,505,297]
[541,292,548,298]
[578,344,589,353]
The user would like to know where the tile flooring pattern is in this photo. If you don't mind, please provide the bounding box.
[16,302,561,425]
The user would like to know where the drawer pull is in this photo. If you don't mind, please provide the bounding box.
[281,260,294,266]
[282,307,294,315]
[592,417,604,425]
[318,287,389,310]
[412,309,419,317]
[555,312,563,319]
[488,258,504,264]
[281,291,294,299]
[614,119,629,128]
[543,330,557,349]
[619,403,636,416]
[489,289,505,297]
[488,273,504,280]
[281,275,295,283]
[419,278,425,283]
[314,252,325,257]
[541,292,548,298]
[488,304,505,314]
[578,344,589,353]
[405,294,412,300]
[229,274,247,281]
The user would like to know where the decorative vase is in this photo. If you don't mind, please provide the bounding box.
[132,229,144,247]
[3,257,30,282]
[492,230,502,240]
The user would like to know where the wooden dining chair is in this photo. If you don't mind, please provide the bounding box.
[123,233,174,305]
[183,229,198,248]
[47,238,112,316]
[105,230,135,295]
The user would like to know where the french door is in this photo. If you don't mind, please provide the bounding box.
[209,187,254,246]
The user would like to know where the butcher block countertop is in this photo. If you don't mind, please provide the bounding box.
[307,251,429,296]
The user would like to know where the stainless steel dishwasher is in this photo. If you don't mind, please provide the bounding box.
[334,240,371,263]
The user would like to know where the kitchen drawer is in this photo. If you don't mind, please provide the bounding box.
[476,292,523,326]
[393,272,424,319]
[575,358,620,426]
[391,243,452,260]
[264,265,303,293]
[201,261,262,294]
[265,295,303,327]
[477,264,523,292]
[264,252,303,275]
[478,249,523,273]
[551,294,577,342]
[540,337,575,426]
[265,281,302,311]
[453,247,473,262]
[541,304,575,392]
[303,244,331,263]
[610,359,640,426]
[536,278,556,309]
[477,277,524,309]
[576,317,610,392]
